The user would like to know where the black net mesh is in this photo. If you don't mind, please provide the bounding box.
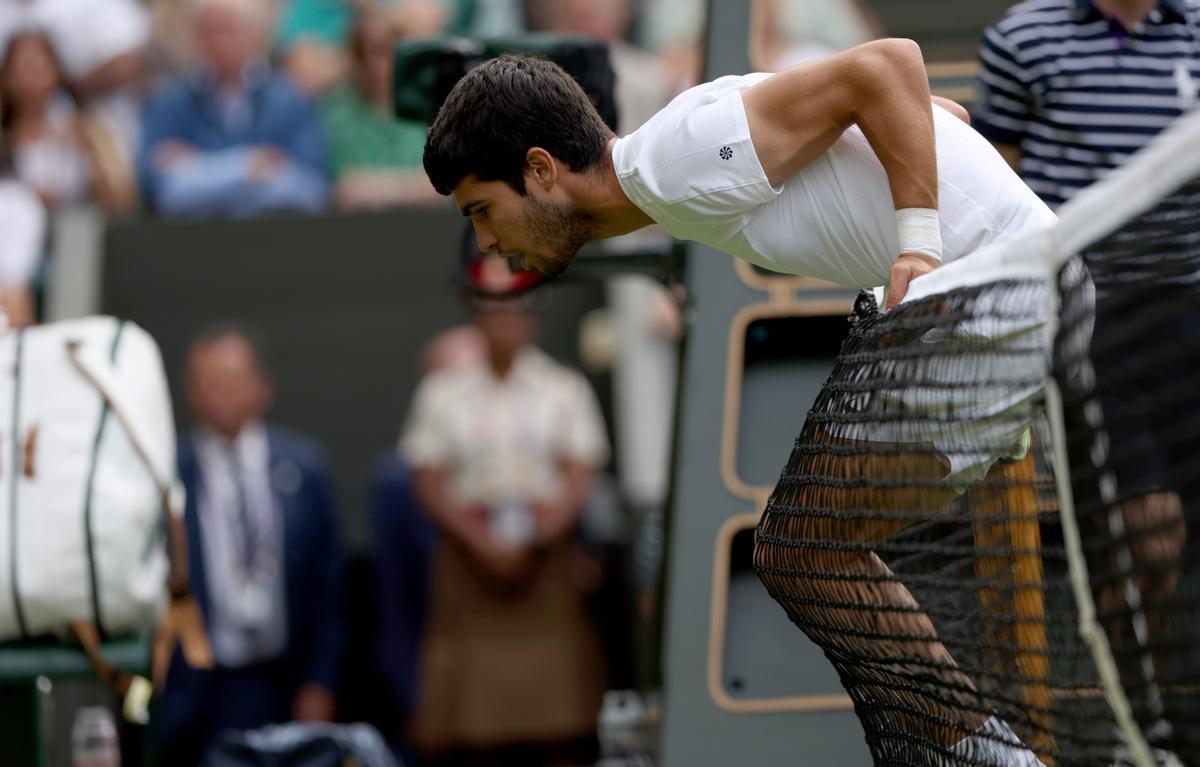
[755,171,1200,765]
[1054,177,1200,762]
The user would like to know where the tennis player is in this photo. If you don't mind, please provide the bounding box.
[423,42,1054,765]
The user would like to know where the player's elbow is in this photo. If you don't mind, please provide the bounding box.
[850,39,926,91]
[843,38,929,116]
[872,37,923,63]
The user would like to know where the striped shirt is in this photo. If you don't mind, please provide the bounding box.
[975,0,1200,207]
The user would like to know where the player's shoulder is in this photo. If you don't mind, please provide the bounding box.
[659,73,772,115]
[989,0,1078,36]
[615,72,776,205]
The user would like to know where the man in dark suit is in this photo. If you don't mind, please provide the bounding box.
[160,324,343,767]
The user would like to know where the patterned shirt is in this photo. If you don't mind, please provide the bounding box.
[975,0,1200,207]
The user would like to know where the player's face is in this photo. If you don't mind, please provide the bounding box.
[453,176,596,278]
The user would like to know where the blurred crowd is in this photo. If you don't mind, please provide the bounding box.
[4,0,1195,765]
[0,2,714,764]
[0,0,716,328]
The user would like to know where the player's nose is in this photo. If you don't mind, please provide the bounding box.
[474,223,498,254]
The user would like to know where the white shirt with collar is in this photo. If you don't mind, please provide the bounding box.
[193,420,288,668]
[401,346,611,508]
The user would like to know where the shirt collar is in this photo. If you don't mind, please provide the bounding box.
[195,420,270,467]
[1075,0,1189,22]
[194,57,272,93]
[478,345,546,388]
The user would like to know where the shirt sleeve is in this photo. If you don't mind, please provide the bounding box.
[0,182,46,286]
[614,75,780,231]
[46,0,149,77]
[555,372,611,468]
[399,375,456,469]
[974,23,1034,147]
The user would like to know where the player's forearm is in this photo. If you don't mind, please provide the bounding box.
[849,39,938,212]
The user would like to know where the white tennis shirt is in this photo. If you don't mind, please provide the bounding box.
[612,73,1056,288]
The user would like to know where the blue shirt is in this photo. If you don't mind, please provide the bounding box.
[975,0,1200,207]
[139,62,331,216]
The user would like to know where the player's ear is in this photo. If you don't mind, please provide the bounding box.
[525,147,558,191]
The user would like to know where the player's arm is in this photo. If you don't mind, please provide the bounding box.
[741,38,940,308]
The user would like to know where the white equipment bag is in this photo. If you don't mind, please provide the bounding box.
[0,316,181,642]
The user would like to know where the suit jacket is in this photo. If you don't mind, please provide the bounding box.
[160,425,343,753]
[139,65,331,216]
[370,451,435,720]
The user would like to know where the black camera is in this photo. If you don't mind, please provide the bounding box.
[392,34,619,131]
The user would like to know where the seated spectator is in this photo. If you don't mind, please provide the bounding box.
[0,0,149,159]
[402,256,610,767]
[1,31,135,212]
[277,0,448,96]
[140,0,330,218]
[320,11,439,209]
[750,0,883,69]
[161,324,343,767]
[145,0,198,81]
[0,167,45,327]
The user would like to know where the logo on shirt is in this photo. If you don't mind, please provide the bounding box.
[719,146,733,160]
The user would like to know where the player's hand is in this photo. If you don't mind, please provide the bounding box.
[884,252,939,311]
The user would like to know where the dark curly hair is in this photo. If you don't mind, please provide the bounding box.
[423,54,615,196]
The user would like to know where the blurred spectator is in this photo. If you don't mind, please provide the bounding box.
[277,0,448,95]
[1,31,136,213]
[975,0,1200,207]
[419,324,484,374]
[370,451,435,762]
[320,11,440,209]
[140,0,330,218]
[370,326,480,760]
[161,325,343,767]
[750,0,883,69]
[0,0,149,155]
[524,0,674,133]
[0,69,46,328]
[636,0,704,92]
[402,258,610,767]
[145,0,199,80]
[0,165,45,326]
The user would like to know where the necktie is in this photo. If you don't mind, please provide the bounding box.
[228,448,259,573]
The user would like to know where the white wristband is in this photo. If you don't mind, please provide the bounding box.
[896,208,942,262]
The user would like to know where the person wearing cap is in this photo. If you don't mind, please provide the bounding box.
[399,249,611,766]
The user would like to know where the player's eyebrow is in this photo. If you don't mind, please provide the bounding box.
[460,200,483,217]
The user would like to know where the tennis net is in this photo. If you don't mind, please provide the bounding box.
[755,109,1200,767]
